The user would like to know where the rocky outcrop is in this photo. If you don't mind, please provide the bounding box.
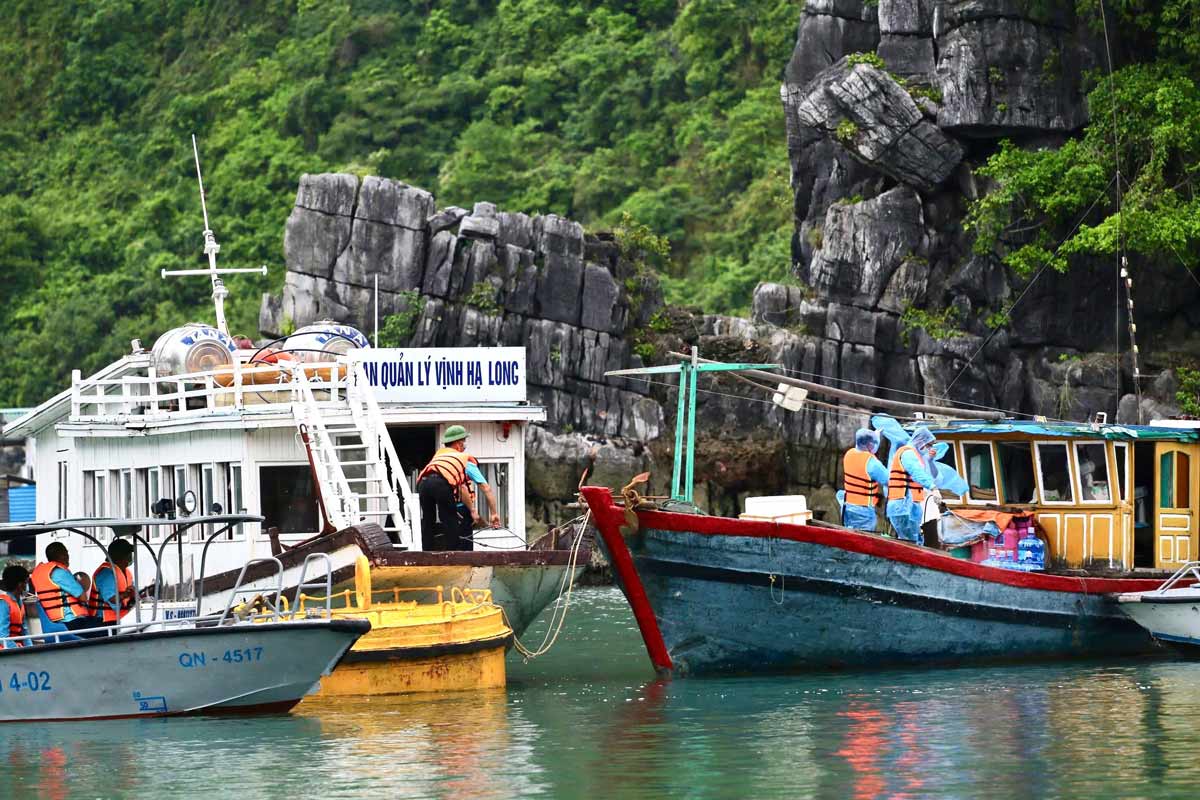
[791,58,963,191]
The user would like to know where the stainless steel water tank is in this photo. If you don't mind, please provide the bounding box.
[151,323,236,377]
[281,321,370,362]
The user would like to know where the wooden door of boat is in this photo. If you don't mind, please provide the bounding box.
[1154,443,1198,569]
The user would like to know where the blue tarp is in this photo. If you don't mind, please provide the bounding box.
[7,486,34,522]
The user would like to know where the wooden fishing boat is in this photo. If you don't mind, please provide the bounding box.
[583,485,1164,676]
[585,354,1198,676]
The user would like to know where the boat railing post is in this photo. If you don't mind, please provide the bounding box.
[672,362,688,501]
[71,369,82,418]
[148,366,159,415]
[684,347,699,503]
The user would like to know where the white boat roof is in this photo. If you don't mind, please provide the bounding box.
[3,354,150,439]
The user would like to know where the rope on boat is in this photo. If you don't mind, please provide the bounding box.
[505,510,590,660]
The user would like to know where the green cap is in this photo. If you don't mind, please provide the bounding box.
[442,425,469,444]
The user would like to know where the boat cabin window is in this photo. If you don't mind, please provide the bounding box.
[146,467,163,539]
[1114,443,1129,502]
[56,460,68,518]
[1160,451,1191,509]
[996,441,1036,505]
[120,468,134,519]
[224,463,244,539]
[962,442,997,502]
[474,460,511,526]
[1074,442,1110,503]
[173,466,187,510]
[259,465,319,534]
[1035,443,1074,503]
[937,443,960,499]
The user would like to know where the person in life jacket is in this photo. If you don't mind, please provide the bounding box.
[838,428,890,533]
[29,542,105,633]
[89,538,136,624]
[0,565,30,648]
[417,425,476,551]
[886,427,942,544]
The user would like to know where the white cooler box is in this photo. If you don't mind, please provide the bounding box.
[739,495,812,526]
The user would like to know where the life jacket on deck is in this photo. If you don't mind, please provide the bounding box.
[1,591,25,644]
[888,445,926,503]
[843,449,879,506]
[88,562,134,623]
[419,447,470,490]
[29,561,87,623]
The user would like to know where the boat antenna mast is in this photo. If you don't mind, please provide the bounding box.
[161,135,268,336]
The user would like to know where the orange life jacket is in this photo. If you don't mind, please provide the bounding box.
[419,447,470,489]
[888,445,926,503]
[29,561,88,623]
[843,448,879,506]
[1,591,24,645]
[88,562,134,623]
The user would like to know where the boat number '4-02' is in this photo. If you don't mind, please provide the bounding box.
[178,648,264,668]
[1,671,52,692]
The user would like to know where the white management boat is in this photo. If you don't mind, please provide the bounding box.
[0,517,369,722]
[1,140,584,639]
[1117,562,1200,651]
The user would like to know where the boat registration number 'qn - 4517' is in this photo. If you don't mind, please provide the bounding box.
[0,671,52,692]
[178,648,264,668]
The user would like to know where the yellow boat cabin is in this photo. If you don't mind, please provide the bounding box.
[927,419,1200,574]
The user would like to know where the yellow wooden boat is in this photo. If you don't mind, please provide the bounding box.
[295,556,512,697]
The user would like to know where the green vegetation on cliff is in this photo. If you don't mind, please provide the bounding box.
[969,1,1200,278]
[0,0,798,406]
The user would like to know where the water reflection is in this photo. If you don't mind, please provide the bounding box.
[4,590,1200,799]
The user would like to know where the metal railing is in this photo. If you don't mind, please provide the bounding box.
[1149,561,1200,594]
[347,360,420,548]
[292,367,359,530]
[70,359,350,422]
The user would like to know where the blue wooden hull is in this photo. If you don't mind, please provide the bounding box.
[581,487,1165,676]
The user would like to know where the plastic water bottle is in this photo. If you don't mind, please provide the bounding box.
[1018,530,1045,570]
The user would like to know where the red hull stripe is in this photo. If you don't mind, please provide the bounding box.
[580,487,1168,596]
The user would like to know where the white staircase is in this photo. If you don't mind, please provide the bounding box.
[291,363,420,549]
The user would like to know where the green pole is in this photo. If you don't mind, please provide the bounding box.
[684,361,698,503]
[672,362,688,500]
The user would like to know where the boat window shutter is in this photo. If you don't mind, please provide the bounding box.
[1161,452,1175,508]
[1177,453,1190,508]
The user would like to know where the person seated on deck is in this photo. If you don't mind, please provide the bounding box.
[417,425,476,551]
[29,543,106,633]
[454,455,504,550]
[88,539,136,625]
[0,565,30,648]
[886,427,942,546]
[840,428,890,533]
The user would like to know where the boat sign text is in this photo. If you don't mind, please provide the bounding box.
[352,348,526,403]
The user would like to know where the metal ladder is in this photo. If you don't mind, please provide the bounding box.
[217,556,286,624]
[291,363,419,548]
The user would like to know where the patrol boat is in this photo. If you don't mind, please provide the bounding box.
[2,139,584,639]
[582,354,1185,676]
[0,515,369,721]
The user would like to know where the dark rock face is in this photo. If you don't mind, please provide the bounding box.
[261,173,665,525]
[791,58,963,191]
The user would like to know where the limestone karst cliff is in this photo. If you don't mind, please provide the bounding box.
[262,0,1194,524]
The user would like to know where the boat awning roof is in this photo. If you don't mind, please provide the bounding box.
[927,420,1200,442]
[0,514,264,541]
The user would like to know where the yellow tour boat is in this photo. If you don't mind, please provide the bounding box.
[294,555,512,697]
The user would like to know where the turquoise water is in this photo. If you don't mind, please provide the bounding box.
[4,587,1200,798]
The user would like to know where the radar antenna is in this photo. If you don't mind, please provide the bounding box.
[161,135,268,335]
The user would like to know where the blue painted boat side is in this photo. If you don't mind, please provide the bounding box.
[620,528,1158,676]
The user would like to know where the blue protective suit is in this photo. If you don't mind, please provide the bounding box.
[838,455,890,532]
[0,590,26,648]
[886,439,938,544]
